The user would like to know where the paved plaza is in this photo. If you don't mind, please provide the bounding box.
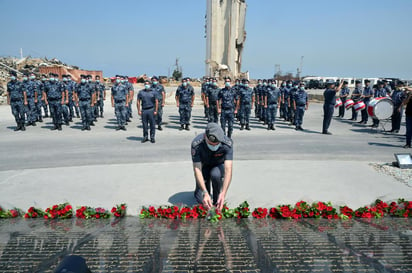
[0,89,412,272]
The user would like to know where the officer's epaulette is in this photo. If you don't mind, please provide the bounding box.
[192,136,204,148]
[222,136,233,147]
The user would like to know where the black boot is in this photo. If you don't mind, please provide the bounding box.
[240,124,244,130]
[179,125,184,131]
[228,131,232,138]
[14,123,21,131]
[185,124,190,131]
[20,123,26,131]
[57,124,62,131]
[245,124,250,130]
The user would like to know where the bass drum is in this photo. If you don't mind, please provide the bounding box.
[367,97,393,120]
[344,99,354,109]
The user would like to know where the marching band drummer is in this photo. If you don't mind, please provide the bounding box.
[371,81,387,128]
[350,80,363,121]
[401,84,412,148]
[337,81,350,118]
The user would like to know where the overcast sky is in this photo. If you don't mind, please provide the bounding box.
[1,0,411,79]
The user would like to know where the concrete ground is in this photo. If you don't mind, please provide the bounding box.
[0,89,411,215]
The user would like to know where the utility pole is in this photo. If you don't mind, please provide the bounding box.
[299,56,304,80]
[20,48,23,59]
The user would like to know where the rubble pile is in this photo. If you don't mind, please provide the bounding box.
[0,56,77,97]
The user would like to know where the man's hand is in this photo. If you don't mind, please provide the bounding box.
[203,193,213,210]
[138,110,142,116]
[154,111,157,115]
[216,192,225,211]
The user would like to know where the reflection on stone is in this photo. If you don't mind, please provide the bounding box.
[0,217,410,272]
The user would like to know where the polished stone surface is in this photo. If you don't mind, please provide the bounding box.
[0,217,411,273]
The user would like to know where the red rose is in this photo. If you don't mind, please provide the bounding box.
[111,207,116,213]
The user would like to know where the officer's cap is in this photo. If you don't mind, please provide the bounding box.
[181,78,187,82]
[262,79,267,83]
[382,79,388,83]
[211,77,217,81]
[225,77,231,82]
[205,122,225,143]
[242,79,249,83]
[364,79,370,83]
[10,71,17,76]
[343,81,348,84]
[355,80,361,84]
[326,80,336,85]
[396,80,405,86]
[151,76,158,81]
[299,82,305,86]
[378,81,384,85]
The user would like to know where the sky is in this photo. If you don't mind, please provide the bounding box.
[1,0,411,79]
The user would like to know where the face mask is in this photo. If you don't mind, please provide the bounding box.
[271,84,276,88]
[30,76,35,80]
[258,82,262,85]
[282,83,286,87]
[81,79,86,83]
[153,81,158,85]
[300,87,305,90]
[225,82,231,87]
[206,81,210,85]
[263,83,267,86]
[42,78,46,81]
[11,76,16,81]
[288,84,292,87]
[116,79,120,84]
[213,82,218,86]
[23,77,28,81]
[96,80,100,83]
[245,84,249,87]
[63,78,67,82]
[49,78,55,82]
[183,82,187,87]
[145,84,150,89]
[206,142,221,151]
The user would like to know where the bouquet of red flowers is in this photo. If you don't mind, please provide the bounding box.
[24,207,45,218]
[0,206,21,218]
[111,203,127,218]
[44,203,73,219]
[76,206,110,219]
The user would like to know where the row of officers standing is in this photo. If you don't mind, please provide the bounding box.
[7,72,106,131]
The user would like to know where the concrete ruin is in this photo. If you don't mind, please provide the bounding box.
[205,0,248,80]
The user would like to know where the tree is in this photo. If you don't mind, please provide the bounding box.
[172,69,182,81]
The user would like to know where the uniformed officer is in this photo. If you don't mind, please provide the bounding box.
[60,75,70,126]
[67,74,80,118]
[282,80,292,122]
[349,80,362,121]
[371,81,387,128]
[237,79,254,130]
[7,72,26,131]
[338,81,350,118]
[264,79,281,130]
[87,75,98,122]
[95,75,106,118]
[44,73,65,130]
[218,78,238,138]
[124,76,134,122]
[389,81,407,133]
[175,78,195,131]
[137,80,158,143]
[288,82,298,126]
[192,122,233,210]
[201,77,210,119]
[279,81,287,119]
[401,85,412,148]
[21,73,38,126]
[293,82,309,131]
[359,79,373,125]
[382,80,392,96]
[260,79,268,123]
[38,74,49,118]
[205,78,220,123]
[253,79,262,118]
[110,76,128,131]
[75,75,94,131]
[151,76,165,130]
[322,80,344,135]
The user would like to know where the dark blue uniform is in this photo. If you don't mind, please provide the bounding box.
[218,86,237,137]
[124,81,134,120]
[322,88,337,134]
[294,88,308,129]
[138,88,157,141]
[191,133,233,204]
[361,85,373,123]
[152,83,165,127]
[265,86,280,129]
[7,80,25,130]
[201,82,210,119]
[350,86,362,120]
[44,80,64,130]
[289,86,298,125]
[76,82,94,129]
[21,79,38,124]
[282,86,292,121]
[60,81,70,125]
[95,82,105,117]
[111,83,128,129]
[338,87,350,118]
[176,85,194,127]
[206,84,220,123]
[34,80,44,122]
[68,79,80,118]
[391,88,406,132]
[238,86,254,128]
[253,84,262,118]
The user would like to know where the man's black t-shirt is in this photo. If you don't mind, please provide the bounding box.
[191,134,233,167]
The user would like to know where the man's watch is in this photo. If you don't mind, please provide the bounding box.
[202,190,208,197]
